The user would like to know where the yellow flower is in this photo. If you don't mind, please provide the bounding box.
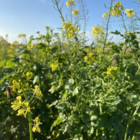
[125,9,135,17]
[24,106,31,118]
[106,68,111,75]
[27,44,33,50]
[110,2,124,17]
[12,80,20,91]
[16,96,21,100]
[18,89,23,93]
[24,101,29,107]
[84,56,88,61]
[32,126,41,133]
[49,46,53,49]
[56,133,60,138]
[34,55,37,58]
[12,41,19,45]
[87,52,94,57]
[102,13,109,18]
[33,85,43,99]
[11,96,22,111]
[72,9,79,15]
[59,79,63,85]
[66,0,75,8]
[62,21,77,38]
[26,107,30,112]
[50,60,59,71]
[32,116,42,133]
[17,109,25,116]
[106,66,117,75]
[26,72,33,80]
[11,102,20,111]
[92,25,102,38]
[17,33,26,38]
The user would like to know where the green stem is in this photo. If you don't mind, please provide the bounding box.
[103,0,113,54]
[121,14,127,33]
[28,113,33,140]
[124,106,139,140]
[132,135,136,140]
[24,92,33,140]
[124,109,133,140]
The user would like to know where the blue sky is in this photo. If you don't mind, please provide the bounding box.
[0,0,139,43]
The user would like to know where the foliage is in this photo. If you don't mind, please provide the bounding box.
[1,0,140,140]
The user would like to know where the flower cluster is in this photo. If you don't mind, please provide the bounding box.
[50,60,59,71]
[32,116,42,133]
[66,0,75,8]
[33,85,43,100]
[110,2,124,17]
[62,21,76,38]
[11,96,31,118]
[125,9,135,17]
[102,13,109,18]
[22,72,33,80]
[84,52,94,64]
[11,41,19,46]
[27,44,34,50]
[12,80,20,92]
[7,49,13,53]
[92,25,102,38]
[72,9,79,15]
[17,33,26,38]
[106,66,117,75]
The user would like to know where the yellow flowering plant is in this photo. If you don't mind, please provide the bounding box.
[110,2,124,17]
[125,9,135,17]
[66,0,75,8]
[10,73,43,140]
[1,0,140,139]
[72,9,79,15]
[92,25,103,38]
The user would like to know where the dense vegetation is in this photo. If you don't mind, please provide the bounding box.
[1,0,140,139]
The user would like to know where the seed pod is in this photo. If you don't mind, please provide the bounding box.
[6,87,13,98]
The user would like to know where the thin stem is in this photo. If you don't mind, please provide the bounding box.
[121,14,127,33]
[23,92,33,140]
[124,109,133,140]
[79,0,88,40]
[52,0,65,22]
[103,0,113,53]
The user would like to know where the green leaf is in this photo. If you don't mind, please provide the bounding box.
[69,79,74,84]
[73,87,79,95]
[90,115,97,121]
[33,75,39,84]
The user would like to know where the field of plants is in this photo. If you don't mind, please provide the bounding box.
[1,0,140,139]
